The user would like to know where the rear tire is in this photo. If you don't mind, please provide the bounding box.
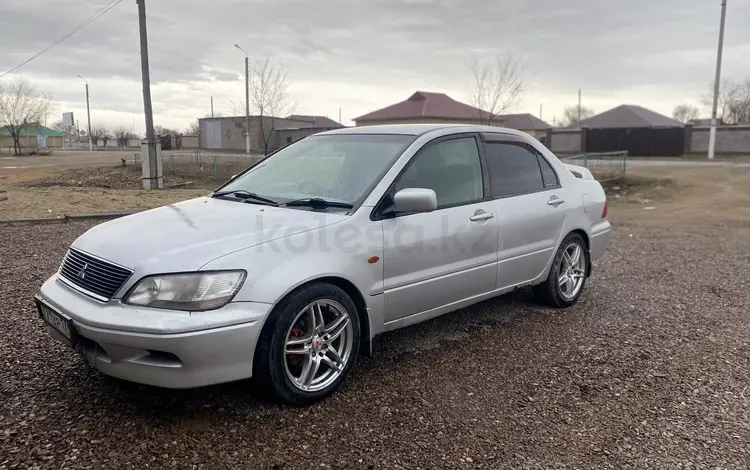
[254,283,360,406]
[533,233,589,308]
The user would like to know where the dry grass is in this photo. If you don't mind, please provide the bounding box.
[601,175,681,205]
[0,187,208,221]
[0,165,214,221]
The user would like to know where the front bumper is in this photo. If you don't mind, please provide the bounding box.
[37,274,274,389]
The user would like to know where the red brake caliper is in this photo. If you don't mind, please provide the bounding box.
[287,327,305,365]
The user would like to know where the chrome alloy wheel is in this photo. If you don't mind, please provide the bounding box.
[558,242,586,300]
[283,299,354,392]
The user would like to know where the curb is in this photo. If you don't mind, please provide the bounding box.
[0,212,134,226]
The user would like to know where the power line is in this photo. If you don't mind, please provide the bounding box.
[0,0,124,79]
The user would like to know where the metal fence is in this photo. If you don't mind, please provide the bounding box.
[560,150,628,180]
[133,151,264,182]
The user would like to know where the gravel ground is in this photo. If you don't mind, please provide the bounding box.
[2,209,750,468]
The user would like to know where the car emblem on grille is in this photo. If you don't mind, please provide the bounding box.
[77,263,88,280]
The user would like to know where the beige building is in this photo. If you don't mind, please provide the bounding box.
[198,114,343,153]
[0,125,65,152]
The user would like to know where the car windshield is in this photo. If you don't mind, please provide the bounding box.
[215,134,415,206]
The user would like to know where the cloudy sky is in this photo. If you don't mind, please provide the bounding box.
[1,0,749,133]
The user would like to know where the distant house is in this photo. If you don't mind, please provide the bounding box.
[0,124,65,152]
[497,113,553,138]
[286,115,344,129]
[198,114,344,152]
[689,118,722,126]
[353,91,552,138]
[575,105,685,157]
[577,104,684,129]
[354,91,499,127]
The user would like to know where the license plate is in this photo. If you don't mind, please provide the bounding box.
[35,297,75,342]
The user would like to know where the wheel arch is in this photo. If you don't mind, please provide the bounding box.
[253,276,373,365]
[568,228,592,276]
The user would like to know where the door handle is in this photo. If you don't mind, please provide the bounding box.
[547,196,566,206]
[470,212,495,222]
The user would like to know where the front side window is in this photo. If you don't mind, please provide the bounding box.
[394,137,483,208]
[218,134,415,205]
[483,142,545,198]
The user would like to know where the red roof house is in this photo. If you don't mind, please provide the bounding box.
[353,91,498,126]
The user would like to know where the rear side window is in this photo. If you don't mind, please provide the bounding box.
[483,142,544,198]
[537,154,559,188]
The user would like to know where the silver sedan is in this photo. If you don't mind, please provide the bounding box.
[35,124,611,405]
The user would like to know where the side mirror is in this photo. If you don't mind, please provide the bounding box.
[393,188,437,214]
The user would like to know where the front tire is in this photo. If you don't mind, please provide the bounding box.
[254,283,360,406]
[533,233,589,308]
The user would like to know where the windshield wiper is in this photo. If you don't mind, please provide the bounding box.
[284,198,354,209]
[211,189,278,206]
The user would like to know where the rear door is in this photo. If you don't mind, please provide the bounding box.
[481,134,568,289]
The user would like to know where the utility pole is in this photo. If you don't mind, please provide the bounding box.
[77,75,93,151]
[339,107,342,125]
[136,0,162,189]
[539,104,543,120]
[211,95,214,118]
[708,0,728,160]
[577,89,582,125]
[235,44,251,154]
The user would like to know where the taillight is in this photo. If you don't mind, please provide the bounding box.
[601,200,608,219]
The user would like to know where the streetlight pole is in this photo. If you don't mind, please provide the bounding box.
[708,0,728,160]
[235,44,250,155]
[136,0,161,189]
[77,75,93,152]
[230,100,237,116]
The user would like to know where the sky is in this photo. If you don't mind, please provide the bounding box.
[1,0,749,134]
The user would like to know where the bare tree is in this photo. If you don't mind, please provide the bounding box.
[50,120,68,134]
[248,54,297,155]
[672,104,701,123]
[40,93,54,128]
[468,52,527,125]
[90,124,110,149]
[112,125,136,149]
[561,105,595,128]
[154,125,179,136]
[0,80,49,155]
[185,119,200,135]
[701,78,750,125]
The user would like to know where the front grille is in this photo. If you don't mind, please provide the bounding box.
[59,248,133,300]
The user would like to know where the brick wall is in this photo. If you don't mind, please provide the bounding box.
[690,125,750,154]
[548,129,582,154]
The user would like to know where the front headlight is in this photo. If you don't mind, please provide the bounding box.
[123,271,246,311]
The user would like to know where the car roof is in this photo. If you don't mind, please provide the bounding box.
[316,123,531,138]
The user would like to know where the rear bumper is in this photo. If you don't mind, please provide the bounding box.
[38,274,274,388]
[589,222,612,263]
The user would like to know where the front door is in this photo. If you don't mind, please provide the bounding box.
[482,136,568,289]
[380,135,499,324]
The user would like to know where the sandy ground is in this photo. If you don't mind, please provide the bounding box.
[615,165,750,225]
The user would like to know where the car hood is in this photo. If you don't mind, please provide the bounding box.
[72,197,348,273]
